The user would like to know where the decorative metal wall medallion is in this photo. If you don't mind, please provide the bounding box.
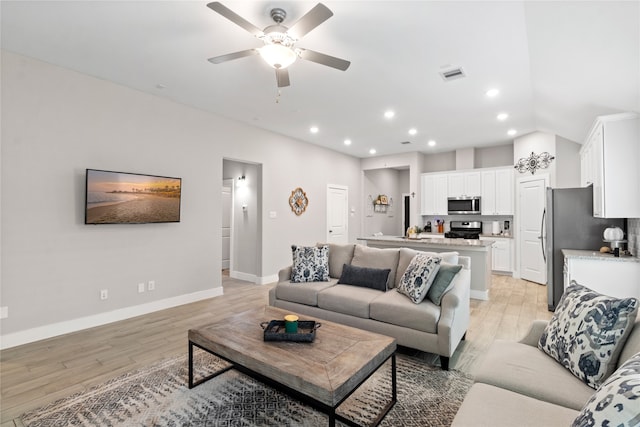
[289,187,308,215]
[514,151,555,174]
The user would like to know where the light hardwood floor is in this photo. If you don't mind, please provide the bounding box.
[0,273,552,426]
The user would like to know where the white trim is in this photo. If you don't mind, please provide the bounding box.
[222,179,234,271]
[256,274,278,285]
[0,287,223,350]
[230,270,256,283]
[470,290,489,301]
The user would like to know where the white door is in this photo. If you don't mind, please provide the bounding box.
[221,180,233,270]
[519,176,547,284]
[327,185,348,244]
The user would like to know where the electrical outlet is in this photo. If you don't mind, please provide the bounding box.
[0,306,8,319]
[138,283,145,293]
[148,280,155,291]
[100,289,108,300]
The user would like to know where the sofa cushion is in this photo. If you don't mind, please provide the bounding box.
[396,254,441,304]
[317,284,382,319]
[351,245,400,289]
[452,383,579,427]
[474,339,595,410]
[337,264,390,291]
[275,279,338,306]
[317,242,355,279]
[395,248,459,288]
[538,282,639,388]
[291,245,330,283]
[427,263,463,305]
[572,351,640,427]
[370,290,440,334]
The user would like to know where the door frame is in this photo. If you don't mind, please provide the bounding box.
[222,178,235,273]
[326,184,349,243]
[515,173,549,281]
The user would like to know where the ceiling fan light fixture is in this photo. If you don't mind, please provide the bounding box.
[259,43,297,69]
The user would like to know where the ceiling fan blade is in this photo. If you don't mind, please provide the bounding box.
[287,3,333,39]
[276,68,291,87]
[298,48,351,71]
[208,49,258,64]
[207,2,263,36]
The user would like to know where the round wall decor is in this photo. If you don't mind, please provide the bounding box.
[289,187,308,215]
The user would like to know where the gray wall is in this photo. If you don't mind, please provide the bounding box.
[1,51,362,338]
[363,169,403,236]
[475,144,515,168]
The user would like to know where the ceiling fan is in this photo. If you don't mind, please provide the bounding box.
[206,2,351,88]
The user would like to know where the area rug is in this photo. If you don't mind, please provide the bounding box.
[21,349,473,426]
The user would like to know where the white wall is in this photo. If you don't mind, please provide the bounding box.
[1,51,362,343]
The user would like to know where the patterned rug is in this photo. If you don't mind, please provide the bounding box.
[21,348,473,426]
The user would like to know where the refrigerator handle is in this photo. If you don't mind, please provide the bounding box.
[539,208,546,262]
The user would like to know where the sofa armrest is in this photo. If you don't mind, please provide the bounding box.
[518,320,550,347]
[437,268,471,357]
[278,266,292,283]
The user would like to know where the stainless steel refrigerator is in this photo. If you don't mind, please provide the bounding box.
[544,186,624,310]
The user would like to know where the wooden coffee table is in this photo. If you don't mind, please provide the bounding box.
[188,306,397,427]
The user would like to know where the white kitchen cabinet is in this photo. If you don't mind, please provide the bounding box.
[481,168,514,215]
[448,172,481,198]
[563,250,640,299]
[580,112,640,218]
[420,173,448,215]
[480,236,512,272]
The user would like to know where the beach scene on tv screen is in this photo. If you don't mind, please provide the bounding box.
[86,170,181,224]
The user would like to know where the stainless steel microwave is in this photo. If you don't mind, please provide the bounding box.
[447,197,481,215]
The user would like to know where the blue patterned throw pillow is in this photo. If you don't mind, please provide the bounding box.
[396,254,441,304]
[538,282,639,389]
[290,245,330,283]
[572,352,640,427]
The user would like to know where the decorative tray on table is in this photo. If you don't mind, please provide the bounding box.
[260,320,321,342]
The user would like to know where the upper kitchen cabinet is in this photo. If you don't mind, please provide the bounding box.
[481,168,514,215]
[448,171,482,198]
[580,113,640,218]
[421,173,448,215]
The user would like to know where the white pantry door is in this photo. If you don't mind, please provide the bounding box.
[327,185,348,244]
[519,176,547,284]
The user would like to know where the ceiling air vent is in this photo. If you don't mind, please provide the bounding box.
[400,141,411,145]
[440,67,466,81]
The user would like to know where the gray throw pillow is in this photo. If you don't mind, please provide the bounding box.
[538,282,639,388]
[572,351,640,427]
[427,263,463,305]
[290,245,330,283]
[337,264,390,291]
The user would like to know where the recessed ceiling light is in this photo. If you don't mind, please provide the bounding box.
[507,129,517,136]
[486,88,499,97]
[384,110,395,119]
[408,128,417,136]
[497,113,509,121]
[344,139,352,146]
[369,148,377,155]
[310,126,319,134]
[428,140,437,147]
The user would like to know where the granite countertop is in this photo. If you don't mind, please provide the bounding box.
[479,233,514,239]
[357,235,494,249]
[562,249,640,263]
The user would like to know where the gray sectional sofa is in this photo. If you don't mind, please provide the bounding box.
[268,243,471,369]
[452,317,640,426]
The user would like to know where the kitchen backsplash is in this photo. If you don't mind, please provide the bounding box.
[628,218,640,256]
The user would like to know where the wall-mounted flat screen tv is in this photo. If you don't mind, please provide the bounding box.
[85,169,181,224]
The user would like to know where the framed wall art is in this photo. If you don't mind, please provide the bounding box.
[289,187,308,215]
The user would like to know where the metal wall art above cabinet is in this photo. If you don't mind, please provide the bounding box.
[580,112,640,218]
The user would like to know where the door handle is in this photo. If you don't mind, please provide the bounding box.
[540,209,546,262]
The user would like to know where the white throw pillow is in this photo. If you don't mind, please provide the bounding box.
[396,254,441,304]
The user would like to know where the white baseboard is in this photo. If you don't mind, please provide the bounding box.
[470,289,489,301]
[0,287,224,350]
[230,271,278,286]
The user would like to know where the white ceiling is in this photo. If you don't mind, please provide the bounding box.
[2,1,638,158]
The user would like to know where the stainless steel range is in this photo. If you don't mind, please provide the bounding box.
[445,221,482,239]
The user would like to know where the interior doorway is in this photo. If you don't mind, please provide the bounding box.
[402,194,411,235]
[327,184,348,244]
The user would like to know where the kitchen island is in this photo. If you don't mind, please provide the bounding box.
[357,236,493,300]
